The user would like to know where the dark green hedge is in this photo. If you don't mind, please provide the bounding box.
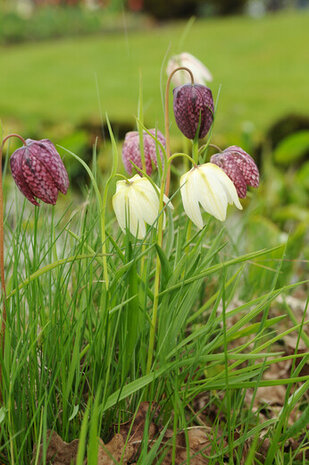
[142,0,247,19]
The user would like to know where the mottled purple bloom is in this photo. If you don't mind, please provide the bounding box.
[122,129,165,176]
[10,139,69,206]
[210,146,259,198]
[173,84,214,140]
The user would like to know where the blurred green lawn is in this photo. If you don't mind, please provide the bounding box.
[0,10,308,140]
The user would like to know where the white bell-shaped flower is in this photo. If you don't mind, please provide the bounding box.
[112,174,172,239]
[180,163,242,228]
[167,52,213,87]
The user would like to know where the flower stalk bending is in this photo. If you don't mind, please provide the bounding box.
[164,66,194,196]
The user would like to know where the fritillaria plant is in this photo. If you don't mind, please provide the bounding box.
[111,63,260,373]
[0,133,69,398]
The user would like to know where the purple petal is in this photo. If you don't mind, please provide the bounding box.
[21,150,58,204]
[223,146,259,188]
[26,139,69,194]
[173,84,214,139]
[122,130,165,176]
[10,147,39,206]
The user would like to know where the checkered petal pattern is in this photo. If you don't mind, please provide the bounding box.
[122,130,165,176]
[10,139,69,206]
[173,84,214,140]
[210,146,259,198]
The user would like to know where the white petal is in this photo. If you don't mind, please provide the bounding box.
[127,192,146,239]
[112,189,128,234]
[167,52,213,87]
[180,52,213,84]
[198,165,228,221]
[113,175,171,239]
[112,179,143,238]
[208,163,243,210]
[130,181,158,227]
[180,170,204,229]
[163,193,174,210]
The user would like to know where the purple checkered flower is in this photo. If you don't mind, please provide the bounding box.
[122,129,165,176]
[210,146,259,198]
[10,139,69,206]
[173,84,214,140]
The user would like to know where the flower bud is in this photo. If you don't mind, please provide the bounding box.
[122,129,165,176]
[173,84,214,140]
[210,146,259,198]
[10,138,69,206]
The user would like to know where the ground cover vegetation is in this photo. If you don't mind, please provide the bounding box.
[0,8,308,465]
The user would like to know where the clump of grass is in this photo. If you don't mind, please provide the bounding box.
[0,48,308,464]
[0,130,308,463]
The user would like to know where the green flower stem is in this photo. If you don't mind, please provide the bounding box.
[146,69,196,375]
[192,137,199,165]
[185,220,192,255]
[146,148,198,375]
[101,189,110,289]
[146,166,167,375]
[104,116,119,288]
[185,138,200,252]
[138,72,146,174]
[182,135,190,172]
[0,142,6,402]
[60,136,119,291]
[0,133,26,401]
[209,143,222,153]
[59,146,110,289]
[169,152,196,167]
[164,66,194,197]
[137,76,147,280]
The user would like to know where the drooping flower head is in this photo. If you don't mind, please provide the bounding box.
[122,129,165,176]
[10,138,69,206]
[173,84,214,140]
[167,52,213,87]
[210,146,259,198]
[112,174,172,239]
[180,163,242,229]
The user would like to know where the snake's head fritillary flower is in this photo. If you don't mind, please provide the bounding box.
[122,129,166,176]
[210,146,259,198]
[167,52,213,87]
[10,138,69,206]
[173,84,214,140]
[180,163,242,228]
[112,174,173,239]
